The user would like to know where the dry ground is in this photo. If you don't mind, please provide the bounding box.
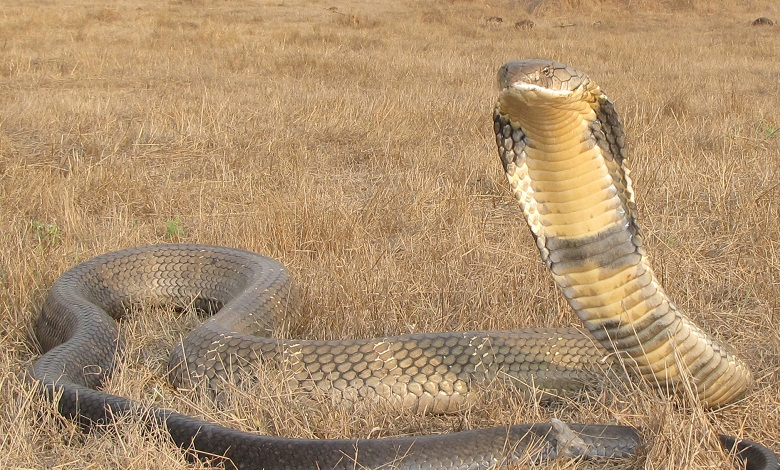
[1,0,779,469]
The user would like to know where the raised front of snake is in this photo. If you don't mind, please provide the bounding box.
[30,60,779,470]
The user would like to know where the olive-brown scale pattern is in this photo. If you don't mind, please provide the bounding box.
[29,60,779,470]
[31,244,642,468]
[35,245,615,414]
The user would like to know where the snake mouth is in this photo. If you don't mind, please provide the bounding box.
[502,81,574,100]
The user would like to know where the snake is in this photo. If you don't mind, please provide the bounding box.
[30,60,778,470]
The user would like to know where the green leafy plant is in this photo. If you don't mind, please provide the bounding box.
[165,217,185,241]
[761,121,778,140]
[30,221,62,252]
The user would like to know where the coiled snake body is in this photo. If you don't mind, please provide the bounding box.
[31,60,778,470]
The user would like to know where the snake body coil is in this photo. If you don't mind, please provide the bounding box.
[30,60,778,470]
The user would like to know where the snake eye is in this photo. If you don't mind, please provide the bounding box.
[542,66,551,76]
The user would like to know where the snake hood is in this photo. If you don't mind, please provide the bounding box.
[493,59,753,407]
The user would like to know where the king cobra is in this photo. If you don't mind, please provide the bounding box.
[30,60,778,470]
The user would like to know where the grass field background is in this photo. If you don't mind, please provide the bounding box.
[1,0,779,468]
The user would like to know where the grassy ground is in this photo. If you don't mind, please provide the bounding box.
[1,0,779,468]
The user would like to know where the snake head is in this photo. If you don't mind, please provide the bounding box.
[497,60,597,112]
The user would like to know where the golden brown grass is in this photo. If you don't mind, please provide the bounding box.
[2,0,779,469]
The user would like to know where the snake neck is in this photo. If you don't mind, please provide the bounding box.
[494,95,640,271]
[494,94,752,406]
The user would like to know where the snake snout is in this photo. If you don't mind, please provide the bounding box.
[498,59,586,93]
[498,60,590,116]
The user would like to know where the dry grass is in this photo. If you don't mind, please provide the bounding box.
[2,0,779,469]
